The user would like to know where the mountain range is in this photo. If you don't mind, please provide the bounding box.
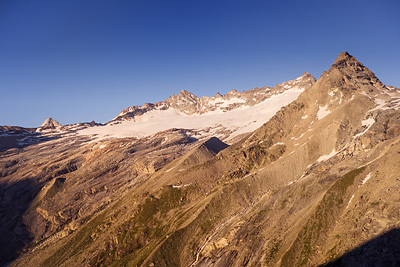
[1,52,400,266]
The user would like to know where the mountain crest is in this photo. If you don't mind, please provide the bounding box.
[333,51,351,63]
[227,89,240,96]
[179,89,195,96]
[111,73,316,123]
[39,118,61,128]
[331,51,366,72]
[299,51,388,105]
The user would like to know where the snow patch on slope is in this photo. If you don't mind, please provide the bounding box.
[360,173,371,186]
[354,117,375,139]
[362,118,375,128]
[317,149,337,162]
[363,97,389,112]
[346,194,354,210]
[317,105,330,120]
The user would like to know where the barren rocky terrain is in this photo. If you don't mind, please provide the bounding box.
[1,52,400,266]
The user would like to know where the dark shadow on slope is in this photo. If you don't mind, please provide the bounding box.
[203,137,229,154]
[0,179,43,266]
[321,228,400,267]
[179,137,229,168]
[0,129,58,153]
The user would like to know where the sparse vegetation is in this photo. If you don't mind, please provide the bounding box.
[265,238,282,265]
[281,167,366,266]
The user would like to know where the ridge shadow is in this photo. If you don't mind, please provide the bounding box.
[321,228,400,267]
[0,179,43,266]
[0,130,57,153]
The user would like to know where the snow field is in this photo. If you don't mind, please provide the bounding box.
[78,88,304,140]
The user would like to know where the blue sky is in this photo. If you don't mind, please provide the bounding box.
[1,0,399,127]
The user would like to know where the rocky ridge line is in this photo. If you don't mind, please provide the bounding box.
[111,72,316,123]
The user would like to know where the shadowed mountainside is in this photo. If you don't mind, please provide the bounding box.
[321,228,400,267]
[0,179,43,266]
[0,128,58,153]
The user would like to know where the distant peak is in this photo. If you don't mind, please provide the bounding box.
[227,89,240,95]
[177,90,199,100]
[179,89,194,96]
[40,117,62,128]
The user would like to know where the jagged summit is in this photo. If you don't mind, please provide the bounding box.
[226,89,240,96]
[328,51,387,92]
[305,72,314,79]
[333,51,352,62]
[111,72,316,123]
[298,52,389,112]
[245,51,400,158]
[179,89,194,96]
[39,118,61,128]
[331,51,367,72]
[78,72,315,141]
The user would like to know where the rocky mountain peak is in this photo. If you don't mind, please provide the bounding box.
[331,51,366,72]
[334,51,351,62]
[307,51,387,99]
[179,89,195,97]
[164,90,200,114]
[227,89,240,95]
[39,118,61,128]
[330,52,382,84]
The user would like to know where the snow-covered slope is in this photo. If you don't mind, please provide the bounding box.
[112,73,315,121]
[78,84,309,142]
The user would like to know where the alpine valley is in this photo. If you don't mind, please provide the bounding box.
[1,52,400,266]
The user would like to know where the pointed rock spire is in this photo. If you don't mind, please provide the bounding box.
[331,51,361,70]
[328,51,386,91]
[39,118,62,128]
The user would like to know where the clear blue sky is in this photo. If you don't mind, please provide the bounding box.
[1,0,399,127]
